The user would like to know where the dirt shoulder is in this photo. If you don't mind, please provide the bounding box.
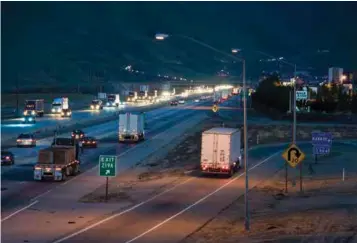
[181,145,357,243]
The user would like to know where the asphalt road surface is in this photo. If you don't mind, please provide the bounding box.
[1,99,213,213]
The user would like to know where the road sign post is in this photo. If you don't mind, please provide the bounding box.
[99,155,117,202]
[282,144,305,193]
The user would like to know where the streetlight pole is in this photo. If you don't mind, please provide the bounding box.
[242,59,250,231]
[155,33,250,230]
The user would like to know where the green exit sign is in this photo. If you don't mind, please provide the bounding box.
[99,155,117,177]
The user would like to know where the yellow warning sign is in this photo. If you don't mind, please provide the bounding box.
[282,144,305,168]
[212,104,219,113]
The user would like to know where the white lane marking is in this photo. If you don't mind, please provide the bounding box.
[124,151,281,243]
[1,200,39,222]
[52,151,279,243]
[51,177,195,243]
[30,189,52,201]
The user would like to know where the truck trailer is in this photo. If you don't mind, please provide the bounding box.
[23,99,44,117]
[200,127,241,177]
[118,112,145,142]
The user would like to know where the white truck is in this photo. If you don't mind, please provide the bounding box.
[118,112,145,142]
[200,127,242,177]
[51,97,69,114]
[106,94,120,107]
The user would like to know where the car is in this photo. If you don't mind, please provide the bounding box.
[22,115,36,124]
[90,100,103,110]
[194,99,200,102]
[71,129,85,140]
[1,151,14,165]
[17,133,36,147]
[82,137,98,148]
[170,101,178,106]
[61,108,72,117]
[178,99,185,104]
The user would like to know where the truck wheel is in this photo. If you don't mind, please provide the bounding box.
[229,168,234,177]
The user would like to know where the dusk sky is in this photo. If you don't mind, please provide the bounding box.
[2,1,357,87]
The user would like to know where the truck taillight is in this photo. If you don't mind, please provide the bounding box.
[17,139,21,142]
[55,167,62,171]
[5,156,10,160]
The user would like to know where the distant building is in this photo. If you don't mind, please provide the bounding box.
[328,67,343,83]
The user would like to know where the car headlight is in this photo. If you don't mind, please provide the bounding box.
[52,108,55,112]
[61,112,64,115]
[28,117,33,121]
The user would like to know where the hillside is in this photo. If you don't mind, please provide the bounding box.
[2,2,357,92]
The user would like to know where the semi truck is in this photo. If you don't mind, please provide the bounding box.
[23,99,44,117]
[118,112,145,142]
[221,90,229,100]
[200,127,242,177]
[105,94,120,107]
[51,97,69,114]
[34,138,80,181]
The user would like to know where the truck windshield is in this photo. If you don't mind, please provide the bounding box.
[52,103,61,107]
[92,100,100,105]
[128,92,134,97]
[108,95,115,101]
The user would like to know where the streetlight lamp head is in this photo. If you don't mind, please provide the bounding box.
[231,48,241,53]
[155,33,169,40]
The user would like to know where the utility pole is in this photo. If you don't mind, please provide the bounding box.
[243,59,250,231]
[16,77,19,117]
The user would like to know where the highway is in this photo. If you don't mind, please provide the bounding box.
[1,102,154,144]
[1,99,211,213]
[2,93,355,243]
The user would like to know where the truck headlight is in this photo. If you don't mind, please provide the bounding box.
[23,111,27,115]
[90,105,94,109]
[52,108,55,112]
[96,105,99,109]
[28,117,33,121]
[31,111,35,115]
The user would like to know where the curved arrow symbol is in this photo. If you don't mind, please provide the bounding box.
[288,147,301,162]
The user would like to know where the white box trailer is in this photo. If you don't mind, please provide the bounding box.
[118,112,145,142]
[200,127,242,176]
[98,92,107,100]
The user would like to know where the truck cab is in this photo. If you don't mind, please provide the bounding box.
[106,94,120,107]
[23,99,44,117]
[51,97,69,114]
